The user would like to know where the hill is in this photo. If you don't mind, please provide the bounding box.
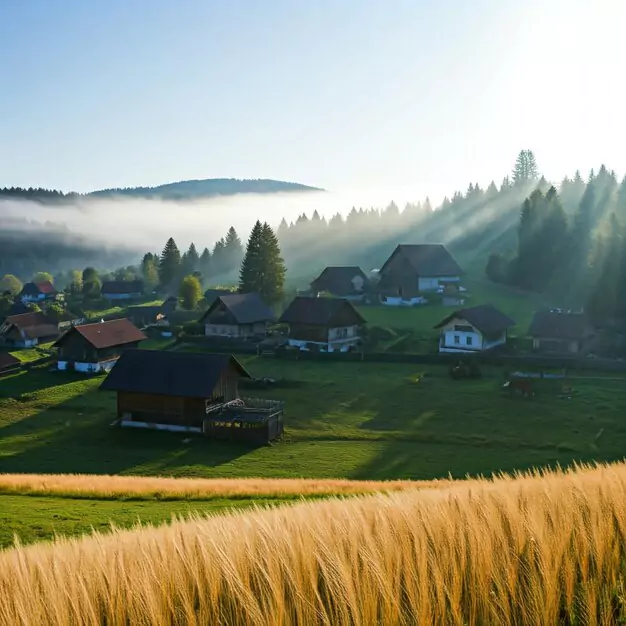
[88,178,324,200]
[1,462,625,624]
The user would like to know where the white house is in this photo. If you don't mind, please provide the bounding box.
[377,244,464,306]
[434,304,515,354]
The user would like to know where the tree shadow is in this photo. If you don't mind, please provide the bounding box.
[0,390,253,475]
[0,368,68,399]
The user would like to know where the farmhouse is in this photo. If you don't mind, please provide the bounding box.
[199,293,274,339]
[54,318,146,373]
[101,280,144,301]
[100,350,284,443]
[434,304,515,353]
[279,296,365,351]
[0,312,59,348]
[528,309,595,355]
[377,244,464,305]
[310,266,369,300]
[18,281,57,304]
[0,352,20,375]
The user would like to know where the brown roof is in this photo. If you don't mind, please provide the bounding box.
[55,318,146,350]
[380,244,464,277]
[434,304,515,335]
[0,353,20,371]
[3,312,57,330]
[527,310,594,340]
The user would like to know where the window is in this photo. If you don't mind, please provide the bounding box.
[454,335,460,345]
[466,336,473,346]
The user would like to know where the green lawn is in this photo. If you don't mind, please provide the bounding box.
[8,341,55,364]
[357,276,547,348]
[1,359,624,483]
[0,494,291,549]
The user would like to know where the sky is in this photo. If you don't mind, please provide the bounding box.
[1,0,625,201]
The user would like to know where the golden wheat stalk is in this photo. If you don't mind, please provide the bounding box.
[1,462,626,625]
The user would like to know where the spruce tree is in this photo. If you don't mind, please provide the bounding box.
[224,226,244,272]
[259,222,286,305]
[181,243,200,276]
[239,221,264,294]
[199,247,212,280]
[159,237,182,290]
[212,238,226,275]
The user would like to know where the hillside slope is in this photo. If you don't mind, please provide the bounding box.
[89,178,324,199]
[1,463,625,625]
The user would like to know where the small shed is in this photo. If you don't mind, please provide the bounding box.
[100,349,284,444]
[310,266,369,300]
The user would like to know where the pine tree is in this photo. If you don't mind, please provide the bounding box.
[159,237,182,290]
[239,221,264,294]
[512,150,539,185]
[259,222,286,305]
[141,253,159,290]
[179,275,202,310]
[181,243,200,276]
[223,227,243,273]
[239,221,285,305]
[199,247,212,280]
[212,238,226,276]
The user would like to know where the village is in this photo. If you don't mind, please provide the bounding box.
[1,241,616,459]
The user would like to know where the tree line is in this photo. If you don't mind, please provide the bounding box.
[486,164,626,327]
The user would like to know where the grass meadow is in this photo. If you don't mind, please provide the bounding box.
[2,462,626,625]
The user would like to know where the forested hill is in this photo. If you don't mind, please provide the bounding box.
[0,178,323,202]
[89,178,323,199]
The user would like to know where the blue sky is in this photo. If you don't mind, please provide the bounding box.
[1,0,625,197]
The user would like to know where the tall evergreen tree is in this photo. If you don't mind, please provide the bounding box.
[512,150,539,185]
[199,247,211,280]
[181,243,200,276]
[223,226,244,272]
[212,238,226,275]
[239,221,264,294]
[159,237,182,290]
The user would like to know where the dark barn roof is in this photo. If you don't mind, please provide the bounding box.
[0,352,20,371]
[279,296,366,327]
[435,304,515,335]
[101,280,144,295]
[203,289,236,306]
[199,293,274,325]
[311,266,368,295]
[54,318,146,350]
[380,244,464,277]
[527,310,594,340]
[100,350,250,398]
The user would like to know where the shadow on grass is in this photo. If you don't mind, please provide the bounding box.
[0,389,253,475]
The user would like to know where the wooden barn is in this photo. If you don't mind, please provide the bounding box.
[377,244,464,305]
[0,352,21,376]
[310,266,369,300]
[528,309,595,355]
[54,318,146,373]
[100,350,284,444]
[279,296,365,351]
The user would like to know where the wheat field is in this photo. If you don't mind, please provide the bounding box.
[2,463,626,625]
[0,473,437,500]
